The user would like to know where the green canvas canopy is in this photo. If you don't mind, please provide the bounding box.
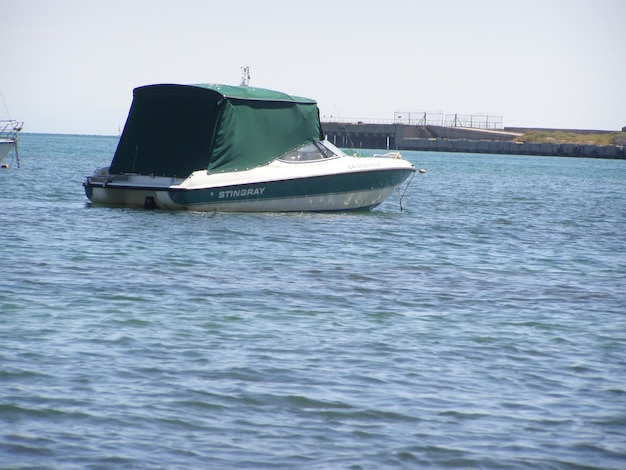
[109,83,324,177]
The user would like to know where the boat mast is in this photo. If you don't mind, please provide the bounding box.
[240,66,250,87]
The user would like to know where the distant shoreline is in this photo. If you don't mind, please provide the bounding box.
[17,130,626,160]
[390,137,625,159]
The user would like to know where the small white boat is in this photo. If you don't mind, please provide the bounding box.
[0,120,23,167]
[84,83,415,211]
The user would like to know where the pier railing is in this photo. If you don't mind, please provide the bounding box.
[0,120,24,140]
[322,113,503,130]
[444,114,503,130]
[321,116,396,125]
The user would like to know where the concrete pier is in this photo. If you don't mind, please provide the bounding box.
[322,121,625,159]
[399,138,625,159]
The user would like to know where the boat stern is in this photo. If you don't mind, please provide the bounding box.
[83,167,184,208]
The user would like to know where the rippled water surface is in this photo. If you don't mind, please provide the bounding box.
[1,134,625,469]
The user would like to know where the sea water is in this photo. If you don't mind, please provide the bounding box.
[1,134,625,469]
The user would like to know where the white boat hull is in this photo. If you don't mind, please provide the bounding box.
[85,152,415,212]
[0,140,15,161]
[88,183,402,212]
[1,120,22,164]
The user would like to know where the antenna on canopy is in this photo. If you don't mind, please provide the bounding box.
[240,66,250,87]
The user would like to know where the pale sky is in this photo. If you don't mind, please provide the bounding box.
[2,0,625,135]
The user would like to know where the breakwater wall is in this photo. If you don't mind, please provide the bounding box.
[400,138,625,159]
[322,122,625,159]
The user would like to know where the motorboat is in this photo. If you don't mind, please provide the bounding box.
[84,83,415,211]
[0,120,23,167]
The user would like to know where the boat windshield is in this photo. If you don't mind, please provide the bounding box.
[278,141,339,162]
